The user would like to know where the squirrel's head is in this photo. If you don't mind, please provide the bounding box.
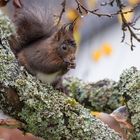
[48,23,77,69]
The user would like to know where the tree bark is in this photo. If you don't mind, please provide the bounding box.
[0,12,122,140]
[63,77,122,113]
[118,67,140,139]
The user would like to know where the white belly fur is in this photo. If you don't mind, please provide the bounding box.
[36,71,60,84]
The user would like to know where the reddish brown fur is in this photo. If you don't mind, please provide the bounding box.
[3,0,77,83]
[17,27,76,75]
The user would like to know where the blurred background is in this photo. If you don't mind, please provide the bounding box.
[1,0,140,82]
[66,0,140,82]
[0,1,139,139]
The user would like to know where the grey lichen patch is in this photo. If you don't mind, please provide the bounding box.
[0,11,15,38]
[0,13,122,140]
[19,91,121,140]
[63,77,122,113]
[118,67,140,139]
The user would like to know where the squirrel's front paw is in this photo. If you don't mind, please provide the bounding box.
[64,59,76,70]
[68,62,76,69]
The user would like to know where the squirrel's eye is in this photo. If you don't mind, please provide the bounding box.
[61,44,67,51]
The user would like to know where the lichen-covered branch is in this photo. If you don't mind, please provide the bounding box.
[0,12,121,140]
[64,68,140,139]
[118,67,140,139]
[63,77,122,113]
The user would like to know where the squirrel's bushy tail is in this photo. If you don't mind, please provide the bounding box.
[7,0,65,54]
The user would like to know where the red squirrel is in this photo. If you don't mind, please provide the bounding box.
[1,0,77,84]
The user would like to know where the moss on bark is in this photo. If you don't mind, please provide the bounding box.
[0,12,122,140]
[63,77,122,113]
[118,67,140,139]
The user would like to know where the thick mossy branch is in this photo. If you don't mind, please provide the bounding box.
[64,78,122,113]
[0,12,121,140]
[118,67,140,140]
[64,68,140,139]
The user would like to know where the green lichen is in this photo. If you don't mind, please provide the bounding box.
[0,11,122,140]
[18,91,122,140]
[66,98,78,107]
[63,77,122,113]
[118,67,140,139]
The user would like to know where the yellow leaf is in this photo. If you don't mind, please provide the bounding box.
[87,0,96,9]
[66,9,79,21]
[91,50,102,62]
[101,43,113,56]
[91,111,101,117]
[73,30,81,46]
[128,0,140,5]
[118,6,134,23]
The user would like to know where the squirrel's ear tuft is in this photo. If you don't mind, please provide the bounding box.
[64,17,78,33]
[54,21,76,41]
[65,23,74,33]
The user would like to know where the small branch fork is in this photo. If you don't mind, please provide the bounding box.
[74,0,140,50]
[116,0,140,50]
[57,0,66,25]
[75,0,134,17]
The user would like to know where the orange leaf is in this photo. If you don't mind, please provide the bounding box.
[128,0,140,5]
[91,50,102,62]
[91,111,101,117]
[66,9,79,21]
[101,43,113,56]
[87,0,96,9]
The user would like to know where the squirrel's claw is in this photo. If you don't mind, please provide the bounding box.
[64,60,76,69]
[13,0,22,8]
[69,62,76,69]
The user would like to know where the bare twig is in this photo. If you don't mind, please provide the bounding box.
[74,0,140,50]
[75,0,135,18]
[75,0,113,17]
[101,0,116,6]
[116,0,140,50]
[57,0,66,25]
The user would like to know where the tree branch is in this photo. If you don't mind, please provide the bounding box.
[0,12,122,140]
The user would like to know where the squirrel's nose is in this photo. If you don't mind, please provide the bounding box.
[64,55,75,63]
